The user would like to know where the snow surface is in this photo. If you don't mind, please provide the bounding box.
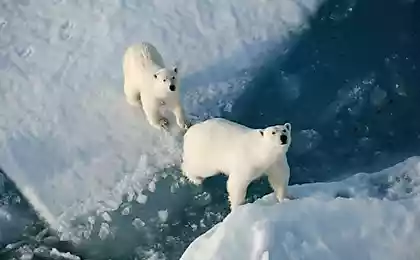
[181,156,420,260]
[0,0,322,241]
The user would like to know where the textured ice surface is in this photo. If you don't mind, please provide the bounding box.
[0,0,322,241]
[0,170,35,247]
[181,156,420,260]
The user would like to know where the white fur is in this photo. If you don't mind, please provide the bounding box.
[181,118,292,210]
[122,42,187,131]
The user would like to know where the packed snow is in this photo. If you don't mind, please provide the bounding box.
[181,156,420,260]
[0,0,322,242]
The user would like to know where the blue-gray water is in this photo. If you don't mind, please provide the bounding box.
[1,0,419,259]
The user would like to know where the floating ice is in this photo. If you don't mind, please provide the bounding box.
[135,192,148,205]
[157,210,169,223]
[132,218,146,230]
[98,223,111,240]
[50,248,81,260]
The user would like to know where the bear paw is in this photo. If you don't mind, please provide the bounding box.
[159,117,169,131]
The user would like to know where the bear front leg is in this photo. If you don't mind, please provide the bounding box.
[226,176,250,211]
[142,99,169,131]
[173,103,189,130]
[266,165,290,202]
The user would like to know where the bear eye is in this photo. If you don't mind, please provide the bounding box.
[282,129,287,133]
[172,76,175,80]
[272,131,276,135]
[163,79,166,82]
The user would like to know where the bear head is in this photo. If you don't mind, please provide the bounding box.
[153,67,180,96]
[259,122,292,154]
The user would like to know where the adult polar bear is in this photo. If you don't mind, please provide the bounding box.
[181,118,292,210]
[123,42,188,131]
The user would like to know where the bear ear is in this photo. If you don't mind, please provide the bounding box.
[284,123,291,131]
[259,130,264,136]
[173,66,178,74]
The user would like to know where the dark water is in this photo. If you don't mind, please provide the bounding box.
[1,0,419,259]
[227,0,420,185]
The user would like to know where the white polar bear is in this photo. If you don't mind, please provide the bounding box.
[123,42,188,131]
[181,118,292,210]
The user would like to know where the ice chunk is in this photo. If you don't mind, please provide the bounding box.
[136,192,148,204]
[101,212,112,222]
[121,206,131,216]
[181,156,420,260]
[132,218,145,230]
[98,223,110,240]
[158,210,169,223]
[50,248,81,260]
[148,180,157,193]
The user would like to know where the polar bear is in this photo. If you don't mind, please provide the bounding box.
[181,118,292,210]
[123,42,188,131]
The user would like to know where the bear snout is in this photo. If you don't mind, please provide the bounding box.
[280,134,288,144]
[169,85,176,91]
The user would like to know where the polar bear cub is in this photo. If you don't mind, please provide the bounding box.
[123,42,188,131]
[181,118,292,210]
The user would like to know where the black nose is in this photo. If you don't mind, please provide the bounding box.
[280,134,288,144]
[169,85,176,91]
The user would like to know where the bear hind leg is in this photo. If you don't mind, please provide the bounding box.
[126,93,142,107]
[180,161,208,186]
[226,175,250,211]
[124,82,142,107]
